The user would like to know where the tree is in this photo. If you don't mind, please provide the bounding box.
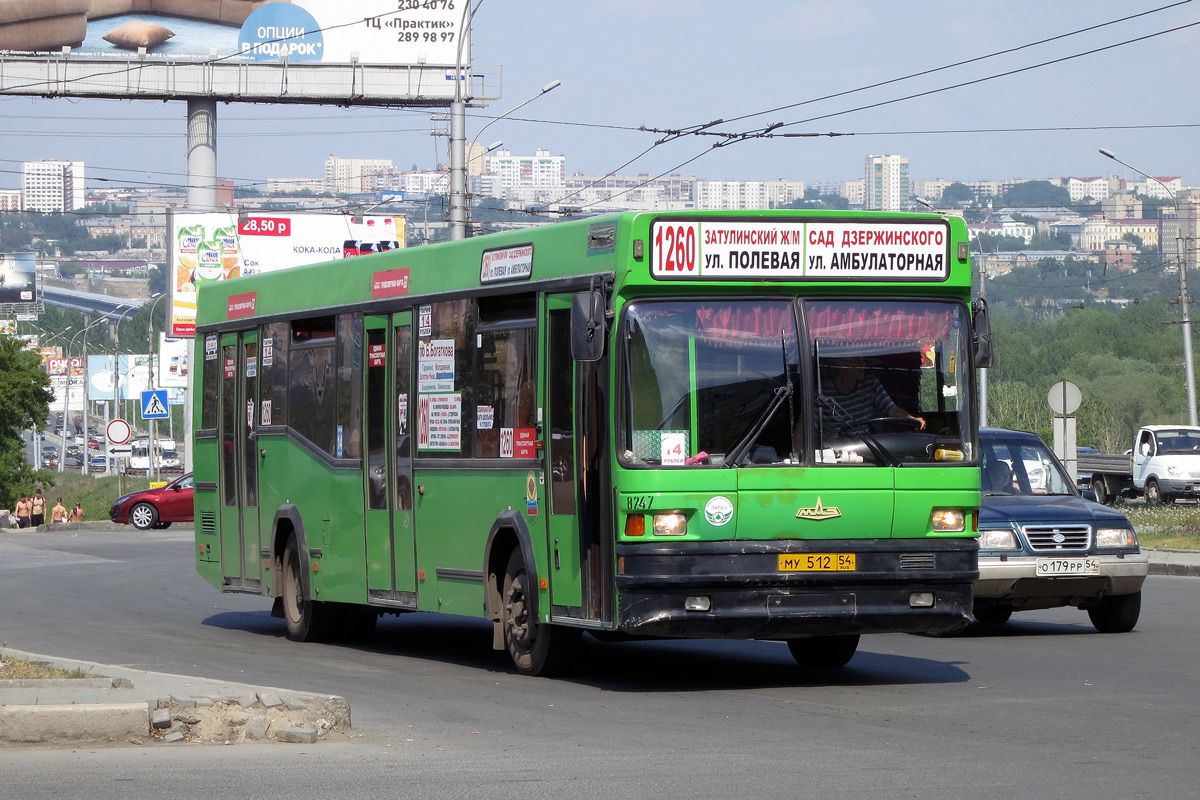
[942,182,974,205]
[0,336,54,507]
[788,191,850,210]
[1000,181,1070,208]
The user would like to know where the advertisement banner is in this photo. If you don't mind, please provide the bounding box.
[0,252,37,305]
[0,1,464,67]
[170,211,404,337]
[88,354,152,402]
[158,335,190,389]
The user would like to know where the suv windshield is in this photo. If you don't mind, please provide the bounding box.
[981,433,1076,496]
[619,298,973,467]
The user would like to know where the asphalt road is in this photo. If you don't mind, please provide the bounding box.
[2,526,1198,799]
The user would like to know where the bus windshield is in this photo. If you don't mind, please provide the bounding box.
[620,297,972,467]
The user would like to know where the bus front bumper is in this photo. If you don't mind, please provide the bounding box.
[614,538,978,639]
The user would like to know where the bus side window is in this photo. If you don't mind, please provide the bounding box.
[475,327,537,458]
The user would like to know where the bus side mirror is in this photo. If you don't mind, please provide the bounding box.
[570,290,606,362]
[972,298,993,369]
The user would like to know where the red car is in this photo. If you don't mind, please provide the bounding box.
[109,472,194,530]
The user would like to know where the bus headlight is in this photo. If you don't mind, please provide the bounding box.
[930,509,965,532]
[1096,527,1137,548]
[653,512,688,537]
[979,529,1019,549]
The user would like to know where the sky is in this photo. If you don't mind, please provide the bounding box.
[1,0,1199,195]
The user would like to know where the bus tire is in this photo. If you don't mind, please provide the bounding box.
[282,538,332,642]
[501,549,577,676]
[786,634,860,670]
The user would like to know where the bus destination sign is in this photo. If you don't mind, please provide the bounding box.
[650,220,950,281]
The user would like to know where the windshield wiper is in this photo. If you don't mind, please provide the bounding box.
[724,384,791,467]
[817,391,902,468]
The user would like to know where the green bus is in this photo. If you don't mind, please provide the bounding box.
[194,209,989,675]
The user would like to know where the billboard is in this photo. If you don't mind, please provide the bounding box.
[170,211,405,337]
[0,252,37,305]
[158,334,190,389]
[0,1,464,66]
[43,353,86,414]
[88,354,152,402]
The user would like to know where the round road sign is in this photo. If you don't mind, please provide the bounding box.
[107,418,132,445]
[1047,381,1082,415]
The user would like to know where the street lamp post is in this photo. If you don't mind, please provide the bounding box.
[110,304,139,477]
[449,0,483,241]
[63,316,110,473]
[145,293,167,482]
[423,141,503,244]
[461,79,561,237]
[1100,148,1197,426]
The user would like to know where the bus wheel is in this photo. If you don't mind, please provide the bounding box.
[282,538,330,642]
[787,634,860,670]
[502,549,577,676]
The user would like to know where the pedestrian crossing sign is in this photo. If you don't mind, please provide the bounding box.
[141,389,169,419]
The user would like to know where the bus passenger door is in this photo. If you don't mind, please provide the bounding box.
[544,297,608,623]
[240,332,261,586]
[218,331,261,589]
[363,313,417,607]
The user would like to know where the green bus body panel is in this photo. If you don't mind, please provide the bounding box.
[616,467,979,543]
[413,468,544,618]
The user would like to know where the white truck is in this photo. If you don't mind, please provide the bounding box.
[1078,425,1200,504]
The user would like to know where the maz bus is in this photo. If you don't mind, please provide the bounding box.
[194,209,989,676]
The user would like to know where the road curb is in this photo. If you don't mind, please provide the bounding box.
[0,702,149,745]
[0,649,351,747]
[1146,548,1200,578]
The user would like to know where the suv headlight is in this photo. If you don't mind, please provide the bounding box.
[979,528,1019,549]
[1095,527,1137,548]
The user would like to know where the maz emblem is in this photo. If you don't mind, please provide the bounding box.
[795,497,842,521]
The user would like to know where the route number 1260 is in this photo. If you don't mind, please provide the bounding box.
[653,223,698,275]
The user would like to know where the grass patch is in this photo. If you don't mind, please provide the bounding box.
[0,649,90,680]
[1121,503,1200,550]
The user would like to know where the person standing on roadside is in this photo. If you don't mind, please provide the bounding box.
[30,489,47,527]
[68,502,85,522]
[15,494,32,528]
[51,498,67,524]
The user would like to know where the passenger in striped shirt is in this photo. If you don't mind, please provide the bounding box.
[820,356,925,432]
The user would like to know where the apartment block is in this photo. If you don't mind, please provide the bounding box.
[694,179,804,210]
[484,149,566,191]
[22,159,85,212]
[324,155,396,195]
[864,154,909,211]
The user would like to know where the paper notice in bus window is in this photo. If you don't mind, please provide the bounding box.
[418,393,462,451]
[661,432,687,465]
[418,339,455,392]
[514,428,538,459]
[478,406,495,430]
